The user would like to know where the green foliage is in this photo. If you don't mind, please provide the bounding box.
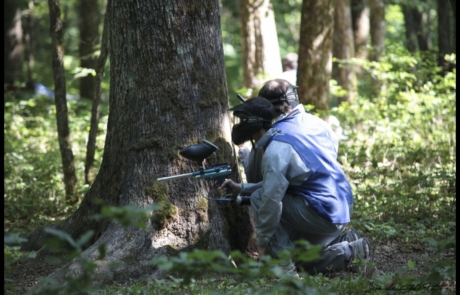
[331,50,455,244]
[31,230,106,295]
[4,93,109,234]
[4,234,36,293]
[149,242,329,295]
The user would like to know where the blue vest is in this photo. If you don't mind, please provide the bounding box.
[272,115,353,223]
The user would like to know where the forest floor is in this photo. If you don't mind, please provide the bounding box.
[6,238,457,294]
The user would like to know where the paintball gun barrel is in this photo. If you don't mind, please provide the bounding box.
[157,140,250,206]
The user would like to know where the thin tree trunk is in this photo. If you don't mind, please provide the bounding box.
[4,0,24,84]
[297,0,334,111]
[85,1,110,185]
[332,0,356,105]
[412,7,429,51]
[351,0,369,61]
[239,0,282,90]
[79,0,100,100]
[448,0,455,18]
[369,0,385,62]
[437,0,452,70]
[48,0,78,204]
[402,6,417,53]
[369,0,385,98]
[23,1,36,82]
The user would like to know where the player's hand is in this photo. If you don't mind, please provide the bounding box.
[217,179,241,197]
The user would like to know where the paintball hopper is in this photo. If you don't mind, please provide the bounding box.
[179,140,218,165]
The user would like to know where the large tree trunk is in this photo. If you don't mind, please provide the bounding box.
[239,0,283,90]
[4,0,24,84]
[351,0,369,61]
[48,0,78,204]
[78,0,100,100]
[297,0,334,111]
[84,1,110,185]
[24,0,256,286]
[332,0,356,105]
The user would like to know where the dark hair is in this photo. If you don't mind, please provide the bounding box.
[258,79,299,115]
[231,97,275,145]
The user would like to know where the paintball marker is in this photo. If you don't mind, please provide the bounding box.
[157,140,250,206]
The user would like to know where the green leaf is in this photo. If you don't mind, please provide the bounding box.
[44,227,79,250]
[75,230,95,248]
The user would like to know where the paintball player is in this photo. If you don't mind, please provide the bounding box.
[227,79,356,239]
[220,95,374,277]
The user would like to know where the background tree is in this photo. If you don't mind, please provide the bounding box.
[351,0,369,62]
[239,0,282,93]
[369,0,386,97]
[48,0,78,204]
[401,4,429,52]
[84,1,110,185]
[4,0,24,85]
[78,0,101,101]
[297,0,334,110]
[437,0,454,70]
[332,0,357,105]
[369,0,386,62]
[448,0,455,18]
[23,0,256,282]
[23,1,36,82]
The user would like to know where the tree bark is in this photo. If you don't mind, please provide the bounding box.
[239,0,283,90]
[402,3,431,52]
[4,0,24,84]
[48,0,78,204]
[332,0,356,105]
[24,0,256,286]
[79,0,100,100]
[297,0,334,111]
[369,0,385,98]
[448,0,455,18]
[437,0,452,69]
[24,1,36,82]
[402,5,417,53]
[369,0,385,62]
[85,1,110,185]
[351,0,369,61]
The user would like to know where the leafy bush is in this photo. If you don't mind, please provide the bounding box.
[4,93,109,233]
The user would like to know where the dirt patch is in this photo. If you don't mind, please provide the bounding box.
[6,253,69,295]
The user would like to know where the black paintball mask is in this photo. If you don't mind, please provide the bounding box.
[230,108,272,146]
